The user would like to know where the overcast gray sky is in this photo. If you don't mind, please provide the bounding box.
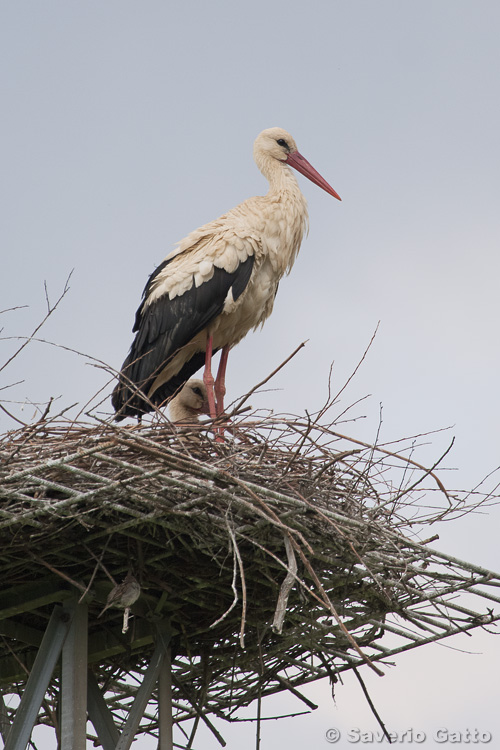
[1,2,500,748]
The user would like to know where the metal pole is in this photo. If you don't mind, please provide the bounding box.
[87,671,120,750]
[115,639,168,750]
[0,694,11,744]
[4,605,72,750]
[60,600,88,750]
[158,647,173,750]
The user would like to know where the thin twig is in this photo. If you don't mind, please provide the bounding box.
[230,341,307,416]
[0,272,73,375]
[353,666,392,742]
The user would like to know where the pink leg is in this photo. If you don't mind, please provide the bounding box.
[214,345,230,417]
[203,334,217,420]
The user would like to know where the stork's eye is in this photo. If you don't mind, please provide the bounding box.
[276,138,289,149]
[192,387,202,397]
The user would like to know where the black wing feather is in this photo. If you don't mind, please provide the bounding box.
[112,255,254,419]
[133,257,173,333]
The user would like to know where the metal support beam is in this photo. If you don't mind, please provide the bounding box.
[0,694,11,744]
[0,580,73,622]
[158,647,173,750]
[87,671,120,750]
[1,617,158,685]
[115,635,171,750]
[4,605,73,750]
[60,600,88,750]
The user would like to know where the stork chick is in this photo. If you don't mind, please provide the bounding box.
[112,127,341,422]
[168,379,210,423]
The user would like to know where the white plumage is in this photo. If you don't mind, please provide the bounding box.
[112,127,340,421]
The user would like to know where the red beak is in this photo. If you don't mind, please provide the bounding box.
[286,150,341,201]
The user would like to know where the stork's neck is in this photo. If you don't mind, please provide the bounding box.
[250,152,309,276]
[257,153,304,202]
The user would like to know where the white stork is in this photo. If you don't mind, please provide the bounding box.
[112,127,340,421]
[168,379,210,423]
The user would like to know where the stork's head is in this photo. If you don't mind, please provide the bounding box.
[253,127,341,201]
[169,379,210,423]
[253,127,299,163]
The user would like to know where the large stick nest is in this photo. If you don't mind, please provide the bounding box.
[1,410,499,740]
